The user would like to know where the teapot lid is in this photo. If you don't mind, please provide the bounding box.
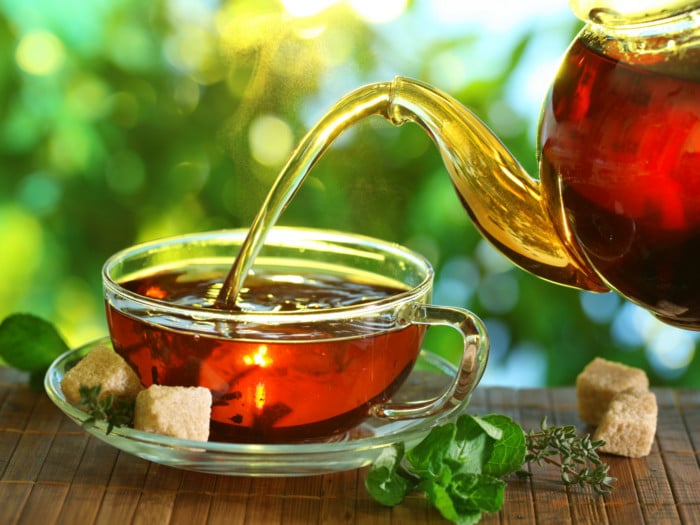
[570,0,700,24]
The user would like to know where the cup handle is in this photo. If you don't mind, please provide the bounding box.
[370,302,489,419]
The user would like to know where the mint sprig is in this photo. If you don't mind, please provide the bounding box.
[365,413,615,524]
[366,414,525,524]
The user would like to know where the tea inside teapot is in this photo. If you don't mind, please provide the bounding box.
[538,3,700,327]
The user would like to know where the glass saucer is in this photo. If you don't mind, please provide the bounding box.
[45,337,474,477]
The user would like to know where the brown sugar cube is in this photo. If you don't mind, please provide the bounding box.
[594,390,657,457]
[576,357,649,425]
[134,385,212,442]
[61,345,143,404]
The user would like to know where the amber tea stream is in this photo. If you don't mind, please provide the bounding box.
[214,84,407,309]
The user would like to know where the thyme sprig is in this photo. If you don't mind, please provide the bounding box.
[521,417,616,495]
[77,384,135,434]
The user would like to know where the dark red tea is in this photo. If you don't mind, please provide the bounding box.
[539,37,700,327]
[106,266,425,443]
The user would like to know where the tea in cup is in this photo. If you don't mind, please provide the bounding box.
[102,227,488,443]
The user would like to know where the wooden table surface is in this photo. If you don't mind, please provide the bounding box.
[2,365,699,525]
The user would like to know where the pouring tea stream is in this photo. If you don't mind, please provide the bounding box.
[218,0,700,329]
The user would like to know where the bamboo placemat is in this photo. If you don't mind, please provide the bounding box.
[1,366,699,524]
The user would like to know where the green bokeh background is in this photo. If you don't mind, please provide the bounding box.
[1,0,698,386]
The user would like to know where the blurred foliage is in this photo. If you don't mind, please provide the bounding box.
[1,0,698,386]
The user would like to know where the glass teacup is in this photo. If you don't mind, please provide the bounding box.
[102,227,488,443]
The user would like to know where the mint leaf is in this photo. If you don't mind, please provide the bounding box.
[0,314,69,387]
[480,414,526,477]
[419,479,462,523]
[420,478,483,525]
[450,473,505,514]
[468,414,503,441]
[364,443,414,506]
[405,421,456,477]
[449,415,495,473]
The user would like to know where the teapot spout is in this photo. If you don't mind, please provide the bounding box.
[385,77,608,292]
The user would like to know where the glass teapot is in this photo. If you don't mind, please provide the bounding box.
[220,0,700,329]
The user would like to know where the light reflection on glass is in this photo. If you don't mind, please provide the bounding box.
[244,345,272,368]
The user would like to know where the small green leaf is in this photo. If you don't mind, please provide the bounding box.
[450,415,495,473]
[468,414,503,441]
[78,384,136,434]
[406,422,456,477]
[364,443,414,506]
[0,313,68,376]
[450,473,506,514]
[446,471,479,500]
[420,479,483,525]
[481,414,527,477]
[420,479,460,522]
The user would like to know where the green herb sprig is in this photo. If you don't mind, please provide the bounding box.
[365,413,615,524]
[78,384,136,434]
[522,417,616,495]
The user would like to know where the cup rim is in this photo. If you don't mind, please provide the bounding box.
[102,226,435,324]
